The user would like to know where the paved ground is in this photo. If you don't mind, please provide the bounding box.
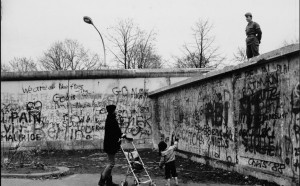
[1,173,253,186]
[1,149,278,186]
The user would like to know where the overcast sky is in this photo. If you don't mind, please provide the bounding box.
[1,0,299,68]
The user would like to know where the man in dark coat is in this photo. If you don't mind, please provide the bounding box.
[245,12,262,59]
[98,105,132,186]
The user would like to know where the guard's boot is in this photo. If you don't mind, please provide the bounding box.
[98,173,106,186]
[106,175,119,186]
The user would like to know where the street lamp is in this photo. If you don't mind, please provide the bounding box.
[83,16,107,68]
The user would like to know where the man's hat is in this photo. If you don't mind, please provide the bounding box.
[245,12,252,17]
[106,105,116,113]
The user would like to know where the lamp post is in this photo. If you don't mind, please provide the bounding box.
[83,16,107,68]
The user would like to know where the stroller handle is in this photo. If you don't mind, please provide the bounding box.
[119,136,134,142]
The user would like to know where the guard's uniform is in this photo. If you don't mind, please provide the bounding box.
[245,18,262,59]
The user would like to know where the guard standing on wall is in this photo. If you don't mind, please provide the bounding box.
[98,104,132,186]
[245,12,262,59]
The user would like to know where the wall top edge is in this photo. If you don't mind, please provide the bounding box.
[1,68,215,81]
[148,44,300,97]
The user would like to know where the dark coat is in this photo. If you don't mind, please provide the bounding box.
[103,113,122,154]
[245,21,262,45]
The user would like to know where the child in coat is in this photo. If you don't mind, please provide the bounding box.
[158,137,179,186]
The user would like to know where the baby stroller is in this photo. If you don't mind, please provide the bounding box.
[120,139,156,186]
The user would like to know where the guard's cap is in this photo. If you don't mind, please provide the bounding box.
[106,105,116,113]
[245,12,252,17]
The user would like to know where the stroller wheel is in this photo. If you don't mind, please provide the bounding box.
[120,181,128,186]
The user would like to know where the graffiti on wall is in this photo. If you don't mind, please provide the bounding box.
[156,57,299,180]
[234,62,300,176]
[112,86,152,138]
[158,80,236,162]
[1,80,152,146]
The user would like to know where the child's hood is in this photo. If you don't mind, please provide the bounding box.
[161,141,178,156]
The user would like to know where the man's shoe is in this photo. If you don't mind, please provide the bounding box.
[98,174,106,186]
[106,175,119,186]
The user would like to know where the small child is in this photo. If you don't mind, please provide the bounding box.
[158,137,179,186]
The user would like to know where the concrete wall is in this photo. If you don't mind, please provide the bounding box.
[1,68,212,150]
[149,44,300,185]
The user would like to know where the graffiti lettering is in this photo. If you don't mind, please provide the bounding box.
[246,156,286,174]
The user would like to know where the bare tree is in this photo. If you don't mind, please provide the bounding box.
[281,38,299,47]
[39,41,69,70]
[108,19,161,69]
[39,39,103,71]
[232,47,247,64]
[63,39,102,70]
[146,53,163,69]
[132,31,162,69]
[175,19,225,68]
[3,57,38,72]
[107,19,139,69]
[1,63,11,72]
[134,44,163,69]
